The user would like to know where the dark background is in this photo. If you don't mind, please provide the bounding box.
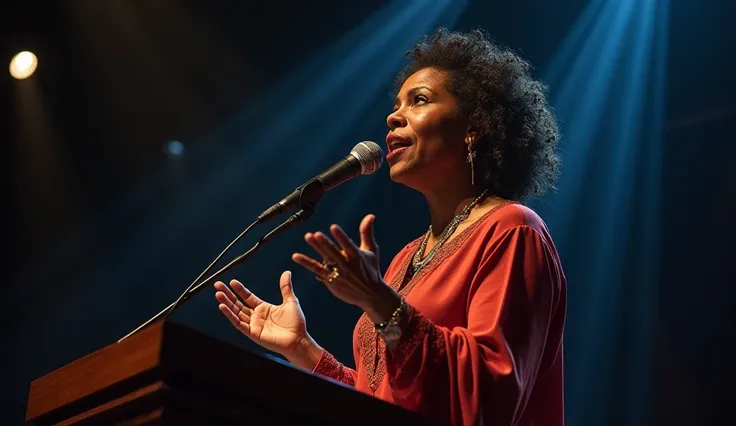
[1,1,734,425]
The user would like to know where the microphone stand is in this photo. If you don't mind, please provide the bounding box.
[117,200,319,344]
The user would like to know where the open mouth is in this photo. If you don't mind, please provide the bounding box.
[389,139,412,152]
[386,135,413,161]
[386,136,412,161]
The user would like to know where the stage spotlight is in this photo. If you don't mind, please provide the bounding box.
[9,51,38,80]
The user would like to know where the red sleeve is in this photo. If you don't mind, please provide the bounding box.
[311,349,358,388]
[310,241,417,389]
[384,225,561,426]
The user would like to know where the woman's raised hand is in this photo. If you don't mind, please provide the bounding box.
[291,214,401,324]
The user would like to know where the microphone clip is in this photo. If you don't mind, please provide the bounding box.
[296,178,325,210]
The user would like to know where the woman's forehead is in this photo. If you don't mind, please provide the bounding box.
[398,68,448,94]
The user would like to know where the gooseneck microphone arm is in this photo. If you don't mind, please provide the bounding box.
[117,141,382,343]
[117,205,316,343]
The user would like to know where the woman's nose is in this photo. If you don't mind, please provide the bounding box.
[386,108,407,130]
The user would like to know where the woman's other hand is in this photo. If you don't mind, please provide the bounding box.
[214,271,323,369]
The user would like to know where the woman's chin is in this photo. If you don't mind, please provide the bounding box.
[388,162,408,182]
[388,162,419,186]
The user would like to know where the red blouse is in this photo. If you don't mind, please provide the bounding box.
[312,202,566,426]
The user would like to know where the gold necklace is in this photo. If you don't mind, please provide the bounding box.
[411,189,489,273]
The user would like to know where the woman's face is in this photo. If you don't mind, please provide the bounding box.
[385,67,470,191]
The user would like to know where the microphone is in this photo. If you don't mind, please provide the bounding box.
[257,141,383,223]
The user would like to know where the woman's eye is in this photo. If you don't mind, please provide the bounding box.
[414,95,428,104]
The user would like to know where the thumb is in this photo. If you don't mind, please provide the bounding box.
[279,270,297,302]
[359,214,378,253]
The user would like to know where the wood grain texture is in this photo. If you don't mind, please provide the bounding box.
[27,321,164,422]
[25,321,447,426]
[56,382,167,425]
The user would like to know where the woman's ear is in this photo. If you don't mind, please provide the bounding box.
[465,125,482,144]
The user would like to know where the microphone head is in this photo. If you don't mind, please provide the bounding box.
[351,141,383,175]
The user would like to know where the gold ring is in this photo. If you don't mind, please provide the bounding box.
[320,261,340,283]
[326,267,340,283]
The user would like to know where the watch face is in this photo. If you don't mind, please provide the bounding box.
[379,325,402,341]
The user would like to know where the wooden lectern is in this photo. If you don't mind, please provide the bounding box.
[26,321,444,425]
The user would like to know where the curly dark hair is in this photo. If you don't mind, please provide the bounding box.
[394,28,561,201]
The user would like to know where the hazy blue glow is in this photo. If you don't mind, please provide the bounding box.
[167,140,184,157]
[534,1,668,424]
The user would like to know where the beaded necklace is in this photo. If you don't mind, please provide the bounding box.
[411,189,489,272]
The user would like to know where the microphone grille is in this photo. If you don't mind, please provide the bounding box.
[351,141,383,175]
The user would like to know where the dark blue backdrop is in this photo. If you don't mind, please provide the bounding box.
[1,1,734,425]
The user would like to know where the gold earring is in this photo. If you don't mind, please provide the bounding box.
[465,137,476,186]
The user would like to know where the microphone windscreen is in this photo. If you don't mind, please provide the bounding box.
[351,141,383,175]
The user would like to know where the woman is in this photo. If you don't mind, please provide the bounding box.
[214,28,565,426]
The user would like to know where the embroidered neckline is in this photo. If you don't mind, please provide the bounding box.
[357,200,516,391]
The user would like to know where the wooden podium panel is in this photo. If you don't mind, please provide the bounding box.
[26,321,444,425]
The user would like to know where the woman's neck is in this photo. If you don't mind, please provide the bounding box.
[423,181,485,239]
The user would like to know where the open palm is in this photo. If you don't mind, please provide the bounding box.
[214,271,309,356]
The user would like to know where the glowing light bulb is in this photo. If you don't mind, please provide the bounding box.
[9,51,38,80]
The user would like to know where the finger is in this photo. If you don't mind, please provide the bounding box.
[218,303,251,335]
[235,308,251,323]
[292,253,330,278]
[329,224,360,259]
[303,232,337,264]
[279,271,298,302]
[310,232,347,266]
[218,302,250,327]
[214,281,236,301]
[229,280,264,309]
[215,291,252,317]
[214,281,251,313]
[359,214,379,253]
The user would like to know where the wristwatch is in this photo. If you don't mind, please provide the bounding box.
[374,297,407,347]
